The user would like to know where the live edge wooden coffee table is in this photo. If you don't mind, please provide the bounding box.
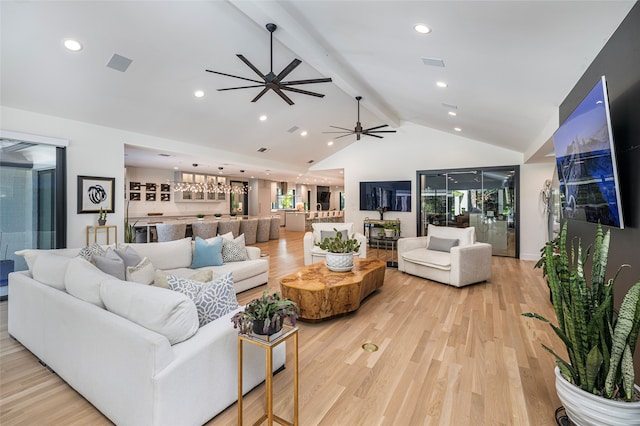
[280,258,386,322]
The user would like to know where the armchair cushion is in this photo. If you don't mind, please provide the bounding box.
[320,229,348,242]
[401,248,452,270]
[312,223,354,243]
[427,236,459,253]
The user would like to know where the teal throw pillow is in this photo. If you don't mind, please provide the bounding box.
[190,236,223,268]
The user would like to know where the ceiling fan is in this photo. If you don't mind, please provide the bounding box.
[205,23,332,105]
[324,96,396,140]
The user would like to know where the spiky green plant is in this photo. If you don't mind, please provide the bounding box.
[315,228,361,253]
[523,222,640,401]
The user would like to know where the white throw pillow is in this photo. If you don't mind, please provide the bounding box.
[126,257,155,285]
[100,279,199,345]
[31,253,74,290]
[15,247,80,272]
[65,257,113,308]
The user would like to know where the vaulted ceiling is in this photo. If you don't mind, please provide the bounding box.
[1,1,634,185]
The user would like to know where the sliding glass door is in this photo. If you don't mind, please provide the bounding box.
[417,166,519,258]
[0,138,66,298]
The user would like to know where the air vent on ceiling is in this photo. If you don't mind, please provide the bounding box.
[287,126,299,133]
[307,160,314,164]
[421,57,445,67]
[257,147,269,153]
[158,153,171,157]
[442,103,458,110]
[107,54,133,72]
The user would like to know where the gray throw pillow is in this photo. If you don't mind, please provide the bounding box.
[320,229,348,242]
[427,236,460,252]
[115,246,142,268]
[93,247,126,280]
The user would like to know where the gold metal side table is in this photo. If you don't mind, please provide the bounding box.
[86,225,118,246]
[238,325,299,426]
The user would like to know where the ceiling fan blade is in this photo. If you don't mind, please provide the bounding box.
[251,87,271,103]
[364,124,389,131]
[367,130,397,133]
[328,125,354,131]
[281,86,325,98]
[364,133,384,139]
[280,78,333,86]
[217,84,267,91]
[276,59,302,82]
[272,87,294,105]
[335,133,356,139]
[205,69,263,84]
[236,54,267,80]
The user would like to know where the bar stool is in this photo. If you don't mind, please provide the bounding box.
[218,220,240,238]
[155,223,187,242]
[191,222,218,239]
[239,218,258,245]
[256,217,271,243]
[269,217,280,240]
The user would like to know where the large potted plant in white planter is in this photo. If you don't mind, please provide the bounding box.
[523,222,640,425]
[315,228,361,272]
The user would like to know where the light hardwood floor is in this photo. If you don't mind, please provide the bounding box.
[0,230,562,425]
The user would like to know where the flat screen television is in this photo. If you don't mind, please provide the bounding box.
[553,75,624,228]
[359,180,411,212]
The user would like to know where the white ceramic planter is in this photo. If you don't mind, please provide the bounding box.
[325,252,354,272]
[554,367,640,426]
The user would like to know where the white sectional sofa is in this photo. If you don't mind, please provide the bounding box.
[8,237,283,426]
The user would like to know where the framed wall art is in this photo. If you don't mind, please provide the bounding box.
[146,183,157,192]
[161,183,171,192]
[129,192,141,201]
[146,193,156,201]
[78,176,115,214]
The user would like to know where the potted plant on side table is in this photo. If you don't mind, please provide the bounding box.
[98,207,107,226]
[315,228,361,272]
[523,222,640,426]
[231,289,300,337]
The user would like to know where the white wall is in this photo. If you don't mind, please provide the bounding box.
[519,162,556,260]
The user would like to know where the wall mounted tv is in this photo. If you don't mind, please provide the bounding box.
[359,180,411,212]
[553,75,624,228]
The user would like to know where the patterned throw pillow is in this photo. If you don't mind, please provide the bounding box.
[78,243,106,262]
[167,272,238,327]
[222,234,247,263]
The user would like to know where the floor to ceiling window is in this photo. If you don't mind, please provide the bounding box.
[0,133,67,299]
[417,166,519,258]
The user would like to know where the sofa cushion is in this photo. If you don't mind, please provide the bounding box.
[78,242,106,262]
[154,268,213,289]
[122,238,192,270]
[31,252,75,290]
[427,236,459,253]
[126,257,155,285]
[401,248,452,271]
[15,247,81,272]
[427,224,475,246]
[93,248,126,280]
[65,257,114,308]
[100,279,199,345]
[202,258,267,283]
[222,234,247,263]
[168,272,238,326]
[191,236,223,268]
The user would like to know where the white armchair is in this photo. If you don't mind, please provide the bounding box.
[303,222,367,265]
[397,224,492,287]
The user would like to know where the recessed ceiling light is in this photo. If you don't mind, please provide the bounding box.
[259,115,267,121]
[448,111,457,116]
[173,166,179,170]
[327,141,334,146]
[300,131,308,137]
[194,90,205,98]
[454,127,462,132]
[414,24,431,34]
[63,39,83,51]
[436,81,448,88]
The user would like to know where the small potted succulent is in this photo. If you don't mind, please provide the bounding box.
[98,207,107,226]
[315,228,361,272]
[231,289,300,336]
[196,214,205,221]
[382,222,399,237]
